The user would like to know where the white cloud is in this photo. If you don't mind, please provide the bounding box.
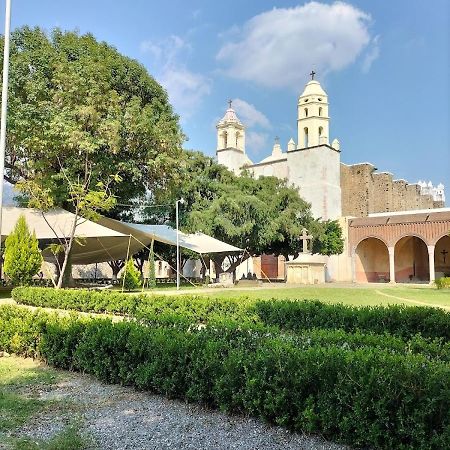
[140,35,210,119]
[362,35,380,73]
[246,131,270,154]
[217,1,374,88]
[232,98,271,129]
[159,67,211,117]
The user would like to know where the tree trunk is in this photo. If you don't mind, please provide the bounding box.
[57,210,78,289]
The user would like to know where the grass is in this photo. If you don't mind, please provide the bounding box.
[0,356,91,450]
[191,284,450,309]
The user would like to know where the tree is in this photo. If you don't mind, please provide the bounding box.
[154,151,316,275]
[121,258,142,291]
[1,27,184,286]
[4,215,42,286]
[311,220,344,256]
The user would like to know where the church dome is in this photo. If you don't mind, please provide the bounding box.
[300,80,327,98]
[217,107,242,126]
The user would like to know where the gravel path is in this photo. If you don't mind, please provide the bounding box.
[28,370,349,450]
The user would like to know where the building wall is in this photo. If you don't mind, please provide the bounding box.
[287,145,341,220]
[250,159,289,179]
[341,163,443,217]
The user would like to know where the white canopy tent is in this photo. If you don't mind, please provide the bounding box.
[98,217,242,254]
[1,207,148,264]
[1,208,241,267]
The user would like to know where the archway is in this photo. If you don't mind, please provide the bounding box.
[434,235,450,279]
[355,238,389,282]
[394,236,429,282]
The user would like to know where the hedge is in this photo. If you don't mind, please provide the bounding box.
[12,287,450,340]
[254,299,450,340]
[0,305,448,449]
[435,277,450,289]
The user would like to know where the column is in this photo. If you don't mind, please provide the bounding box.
[351,248,356,283]
[388,246,395,283]
[428,245,435,284]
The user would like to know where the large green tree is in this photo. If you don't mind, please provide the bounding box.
[154,151,324,275]
[1,27,184,286]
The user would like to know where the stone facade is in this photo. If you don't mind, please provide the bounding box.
[341,163,444,217]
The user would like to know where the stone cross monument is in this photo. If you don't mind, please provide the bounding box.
[300,228,312,253]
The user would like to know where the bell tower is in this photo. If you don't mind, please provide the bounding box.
[216,100,248,174]
[297,71,329,149]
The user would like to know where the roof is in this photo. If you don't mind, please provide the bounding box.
[300,80,327,98]
[217,107,243,126]
[99,218,242,254]
[1,207,146,265]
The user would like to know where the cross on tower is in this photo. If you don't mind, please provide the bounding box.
[310,70,316,80]
[274,136,280,144]
[300,228,312,253]
[441,249,448,264]
[228,99,232,109]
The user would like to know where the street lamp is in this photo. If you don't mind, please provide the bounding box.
[175,198,185,290]
[0,0,11,279]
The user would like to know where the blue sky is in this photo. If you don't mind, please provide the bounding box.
[3,0,450,194]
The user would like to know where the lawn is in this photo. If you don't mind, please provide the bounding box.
[0,356,90,449]
[191,284,450,309]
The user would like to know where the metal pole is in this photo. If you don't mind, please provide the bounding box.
[176,200,180,290]
[0,0,11,280]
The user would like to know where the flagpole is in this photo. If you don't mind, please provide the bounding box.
[0,0,11,279]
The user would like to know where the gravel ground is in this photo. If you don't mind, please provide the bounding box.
[23,370,350,450]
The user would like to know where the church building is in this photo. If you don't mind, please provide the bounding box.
[215,75,449,284]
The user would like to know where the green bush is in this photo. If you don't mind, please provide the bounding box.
[120,259,142,291]
[435,277,450,289]
[3,215,42,286]
[254,299,450,340]
[0,305,448,449]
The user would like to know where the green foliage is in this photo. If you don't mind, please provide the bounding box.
[435,277,450,289]
[311,220,344,256]
[4,27,183,210]
[121,259,142,291]
[12,287,450,341]
[1,305,449,449]
[3,215,42,286]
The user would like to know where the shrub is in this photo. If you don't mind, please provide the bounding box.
[435,277,450,289]
[120,259,142,291]
[3,215,42,286]
[0,305,449,449]
[254,299,450,340]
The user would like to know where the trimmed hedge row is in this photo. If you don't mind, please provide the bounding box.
[12,287,450,340]
[0,305,449,450]
[255,299,450,340]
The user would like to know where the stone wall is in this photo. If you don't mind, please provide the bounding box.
[341,163,443,217]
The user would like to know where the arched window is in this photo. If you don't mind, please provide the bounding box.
[235,131,239,148]
[304,108,308,117]
[223,131,228,148]
[304,127,309,147]
[319,126,323,136]
[319,107,322,117]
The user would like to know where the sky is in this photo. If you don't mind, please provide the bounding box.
[2,0,450,195]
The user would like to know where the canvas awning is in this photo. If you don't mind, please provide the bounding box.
[99,217,242,254]
[1,207,147,264]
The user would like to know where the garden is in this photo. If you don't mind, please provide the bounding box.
[1,287,449,449]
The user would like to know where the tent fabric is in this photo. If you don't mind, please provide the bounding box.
[1,207,147,264]
[99,218,242,254]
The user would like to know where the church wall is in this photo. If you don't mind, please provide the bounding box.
[250,159,288,179]
[288,145,341,220]
[217,148,247,175]
[341,163,441,217]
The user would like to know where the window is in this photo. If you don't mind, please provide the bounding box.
[304,108,308,117]
[318,98,322,101]
[319,107,322,116]
[304,127,309,147]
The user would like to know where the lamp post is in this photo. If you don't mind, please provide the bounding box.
[0,0,11,279]
[175,198,185,290]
